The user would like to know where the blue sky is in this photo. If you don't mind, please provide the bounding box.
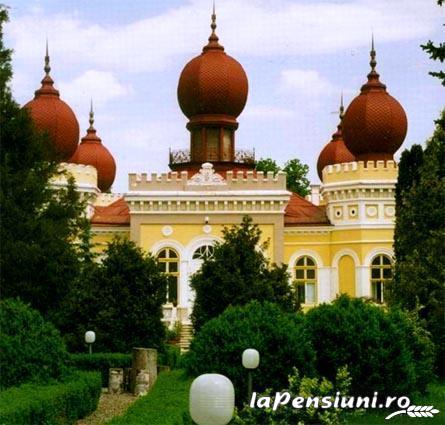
[5,0,444,192]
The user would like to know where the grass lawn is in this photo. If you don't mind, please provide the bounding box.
[108,371,444,425]
[349,381,445,424]
[108,370,193,425]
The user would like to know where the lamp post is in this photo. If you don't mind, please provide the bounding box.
[242,348,260,402]
[189,373,234,425]
[85,331,95,355]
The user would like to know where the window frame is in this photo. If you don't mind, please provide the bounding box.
[294,256,317,305]
[156,248,179,306]
[370,254,393,303]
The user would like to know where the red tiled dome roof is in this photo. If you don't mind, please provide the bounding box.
[24,49,79,161]
[342,42,407,161]
[284,193,330,226]
[177,12,248,122]
[69,107,116,192]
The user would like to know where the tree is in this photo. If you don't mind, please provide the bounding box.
[388,111,445,377]
[283,158,310,196]
[255,157,311,197]
[421,1,445,86]
[60,238,168,353]
[0,6,89,317]
[190,216,296,331]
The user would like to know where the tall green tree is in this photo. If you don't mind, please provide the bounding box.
[190,216,296,331]
[388,111,445,376]
[421,1,445,86]
[60,238,168,352]
[0,6,89,317]
[255,157,310,197]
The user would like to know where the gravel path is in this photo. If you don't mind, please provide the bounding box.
[77,391,137,425]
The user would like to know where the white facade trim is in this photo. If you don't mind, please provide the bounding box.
[363,247,394,266]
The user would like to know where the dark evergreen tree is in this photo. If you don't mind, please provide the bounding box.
[190,216,296,331]
[421,1,445,86]
[0,6,89,317]
[388,111,445,376]
[60,238,168,353]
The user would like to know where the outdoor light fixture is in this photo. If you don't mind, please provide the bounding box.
[84,330,96,355]
[242,348,260,401]
[189,373,235,425]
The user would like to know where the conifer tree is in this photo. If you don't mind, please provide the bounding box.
[191,216,296,331]
[0,6,89,317]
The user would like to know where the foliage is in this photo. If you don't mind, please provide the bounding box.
[233,367,353,425]
[0,298,69,389]
[108,370,193,425]
[421,1,445,86]
[190,216,296,331]
[0,371,101,425]
[283,158,310,197]
[59,238,168,353]
[255,157,311,196]
[305,295,435,397]
[389,111,445,376]
[0,6,90,317]
[158,344,183,370]
[185,301,315,405]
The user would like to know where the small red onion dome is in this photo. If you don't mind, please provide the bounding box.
[69,104,116,192]
[317,99,355,180]
[177,10,248,122]
[342,39,407,161]
[23,45,79,161]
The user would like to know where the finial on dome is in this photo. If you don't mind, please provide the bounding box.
[339,92,344,120]
[88,99,95,130]
[370,33,377,72]
[203,1,224,52]
[44,39,51,76]
[211,1,216,33]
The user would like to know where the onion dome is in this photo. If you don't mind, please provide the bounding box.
[69,102,116,192]
[23,43,79,161]
[342,37,407,161]
[317,96,355,180]
[172,6,251,173]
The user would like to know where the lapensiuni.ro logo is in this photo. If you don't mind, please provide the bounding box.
[249,392,440,420]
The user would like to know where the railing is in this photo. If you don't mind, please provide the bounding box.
[169,148,255,165]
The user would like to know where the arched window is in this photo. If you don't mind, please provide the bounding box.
[157,248,179,305]
[370,254,393,303]
[192,244,215,260]
[294,256,317,304]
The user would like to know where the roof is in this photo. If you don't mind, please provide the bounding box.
[91,197,130,226]
[284,193,331,226]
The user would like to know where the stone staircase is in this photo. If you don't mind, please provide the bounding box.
[179,323,193,352]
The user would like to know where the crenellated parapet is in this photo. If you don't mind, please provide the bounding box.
[321,160,398,227]
[129,165,286,192]
[53,162,99,193]
[95,192,124,207]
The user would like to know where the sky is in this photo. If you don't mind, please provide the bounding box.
[4,0,444,192]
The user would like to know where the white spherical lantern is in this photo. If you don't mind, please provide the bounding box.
[242,349,260,369]
[189,374,234,425]
[84,331,96,344]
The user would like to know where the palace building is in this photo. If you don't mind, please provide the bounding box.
[24,12,407,349]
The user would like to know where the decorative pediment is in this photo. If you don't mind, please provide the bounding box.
[188,163,227,186]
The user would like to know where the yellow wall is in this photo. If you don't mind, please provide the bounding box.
[91,229,130,255]
[338,255,356,296]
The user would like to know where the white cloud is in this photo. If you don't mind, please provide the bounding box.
[280,69,337,98]
[58,70,130,108]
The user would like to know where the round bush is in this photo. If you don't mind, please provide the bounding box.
[185,301,315,401]
[305,295,435,396]
[0,298,69,389]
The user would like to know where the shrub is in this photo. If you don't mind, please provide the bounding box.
[0,371,101,425]
[0,298,69,389]
[185,301,315,404]
[159,344,182,370]
[305,295,435,396]
[234,366,353,425]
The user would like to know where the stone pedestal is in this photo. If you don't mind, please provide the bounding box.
[130,348,157,393]
[108,368,124,394]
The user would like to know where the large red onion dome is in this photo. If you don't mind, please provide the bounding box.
[23,45,79,161]
[69,104,116,192]
[342,39,407,161]
[317,99,355,180]
[177,11,248,123]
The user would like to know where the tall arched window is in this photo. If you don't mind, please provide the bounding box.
[157,248,179,305]
[192,244,215,261]
[370,254,393,303]
[294,256,317,304]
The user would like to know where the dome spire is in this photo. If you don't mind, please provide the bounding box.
[88,99,95,130]
[339,91,344,120]
[44,39,51,76]
[35,40,59,97]
[203,1,224,52]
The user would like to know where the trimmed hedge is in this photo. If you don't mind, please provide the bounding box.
[0,371,101,425]
[68,345,182,386]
